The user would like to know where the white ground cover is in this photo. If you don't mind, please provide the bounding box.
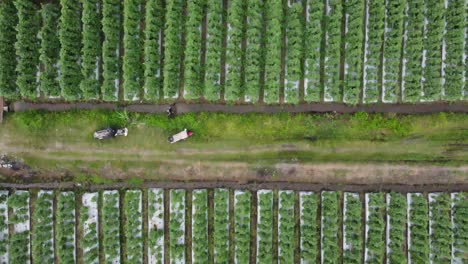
[0,191,7,263]
[81,192,99,264]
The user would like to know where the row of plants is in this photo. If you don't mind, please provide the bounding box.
[234,190,251,263]
[386,192,407,263]
[244,0,263,103]
[451,192,468,262]
[102,191,121,263]
[263,0,282,104]
[32,191,54,263]
[39,3,61,98]
[429,193,451,262]
[124,190,143,262]
[364,193,386,263]
[183,0,205,99]
[162,0,183,98]
[257,190,273,263]
[169,189,185,263]
[213,189,230,263]
[0,192,8,261]
[123,0,144,100]
[278,191,295,263]
[364,0,385,103]
[343,193,362,263]
[443,0,465,100]
[0,0,17,99]
[8,191,30,264]
[321,191,340,264]
[402,0,424,102]
[80,0,101,99]
[382,0,405,102]
[225,0,245,101]
[343,0,364,104]
[299,192,318,263]
[422,0,444,101]
[148,189,165,264]
[408,193,429,263]
[323,0,342,102]
[284,1,303,104]
[192,189,208,263]
[79,193,99,264]
[56,192,76,263]
[143,0,164,100]
[204,0,224,101]
[102,0,121,101]
[304,0,323,102]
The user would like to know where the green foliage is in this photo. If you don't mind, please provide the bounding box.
[403,0,424,102]
[422,0,444,101]
[324,0,342,102]
[321,191,339,264]
[343,0,364,104]
[0,192,8,256]
[14,0,40,100]
[387,192,407,263]
[429,193,451,262]
[0,0,18,99]
[304,0,323,102]
[184,0,205,100]
[443,0,465,100]
[383,0,404,102]
[263,0,282,104]
[40,3,61,97]
[234,191,250,263]
[225,0,246,101]
[143,0,164,100]
[169,189,185,263]
[8,191,30,264]
[284,2,303,104]
[79,193,99,264]
[163,0,183,98]
[452,192,468,262]
[300,192,318,263]
[364,0,384,103]
[124,190,143,262]
[192,190,208,263]
[365,193,385,264]
[408,193,429,263]
[148,189,164,264]
[102,191,121,262]
[244,0,263,103]
[59,0,82,100]
[343,193,362,263]
[56,192,76,263]
[257,191,273,263]
[278,191,294,263]
[32,191,54,263]
[102,0,121,101]
[204,0,224,101]
[123,0,144,101]
[213,189,229,263]
[80,0,101,99]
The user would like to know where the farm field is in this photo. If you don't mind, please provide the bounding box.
[0,0,467,104]
[0,189,465,263]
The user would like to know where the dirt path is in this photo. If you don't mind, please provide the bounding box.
[10,101,468,114]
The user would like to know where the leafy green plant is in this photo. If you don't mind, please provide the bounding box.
[234,190,251,263]
[0,192,8,259]
[263,0,282,104]
[79,193,99,264]
[323,0,342,102]
[0,0,17,99]
[408,193,429,263]
[102,191,121,262]
[284,2,303,104]
[124,190,143,262]
[102,0,121,101]
[32,191,54,263]
[170,189,185,263]
[387,192,407,263]
[244,0,263,103]
[300,192,318,263]
[321,191,340,264]
[56,192,76,263]
[192,189,208,263]
[8,191,30,264]
[59,0,82,100]
[213,189,229,263]
[452,192,468,262]
[343,193,362,263]
[278,191,294,263]
[148,189,164,264]
[365,193,385,264]
[163,0,183,98]
[429,193,451,262]
[257,190,273,263]
[304,0,323,102]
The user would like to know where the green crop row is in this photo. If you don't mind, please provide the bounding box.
[284,1,303,104]
[40,3,61,98]
[102,191,121,263]
[148,189,164,264]
[257,191,273,263]
[234,191,251,264]
[408,193,429,263]
[343,193,362,263]
[163,0,183,99]
[300,192,318,263]
[192,190,208,263]
[429,193,451,262]
[278,191,295,263]
[102,0,121,101]
[0,192,8,259]
[124,190,143,262]
[169,189,185,263]
[79,193,99,264]
[387,192,407,263]
[321,191,340,264]
[0,0,17,99]
[213,189,229,263]
[304,0,323,102]
[244,0,263,103]
[452,193,468,262]
[32,191,54,263]
[8,191,30,264]
[365,193,385,264]
[263,0,282,104]
[56,192,76,263]
[323,0,342,102]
